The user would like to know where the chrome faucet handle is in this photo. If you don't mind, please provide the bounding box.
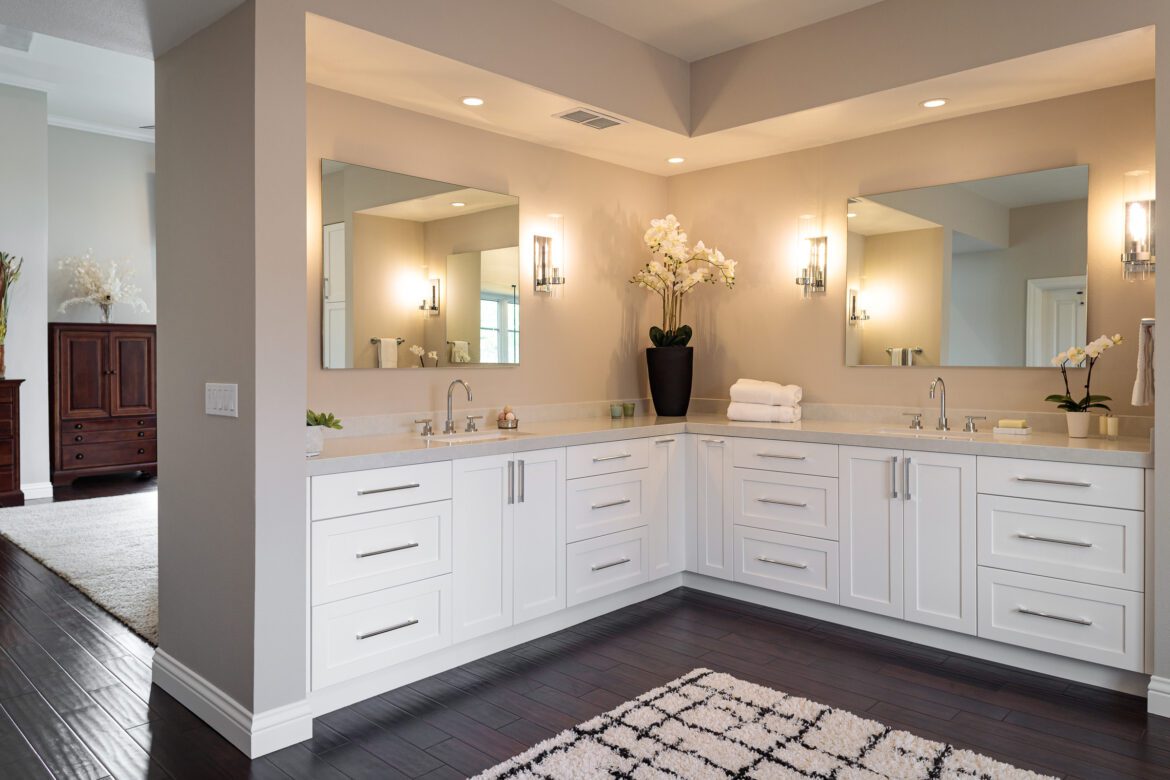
[465,415,484,433]
[414,418,434,437]
[964,415,987,433]
[902,413,924,430]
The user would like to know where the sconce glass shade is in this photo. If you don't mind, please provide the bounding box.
[794,215,827,298]
[847,288,869,323]
[1122,170,1155,281]
[419,278,440,315]
[534,214,566,292]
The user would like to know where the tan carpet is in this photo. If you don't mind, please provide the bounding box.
[475,668,1055,779]
[0,492,157,645]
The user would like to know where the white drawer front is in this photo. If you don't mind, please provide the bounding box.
[977,495,1142,591]
[732,438,837,477]
[733,526,838,604]
[311,462,452,520]
[566,438,650,480]
[977,568,1143,672]
[732,468,838,540]
[312,502,452,605]
[566,527,648,607]
[567,470,646,543]
[311,575,452,689]
[977,457,1143,510]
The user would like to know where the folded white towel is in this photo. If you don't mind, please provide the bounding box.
[727,402,802,423]
[730,379,803,407]
[451,340,471,364]
[1132,319,1154,406]
[376,338,398,369]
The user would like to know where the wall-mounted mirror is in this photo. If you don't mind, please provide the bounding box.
[845,165,1089,368]
[321,160,520,369]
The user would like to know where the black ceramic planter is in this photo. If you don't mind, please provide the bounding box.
[646,346,693,417]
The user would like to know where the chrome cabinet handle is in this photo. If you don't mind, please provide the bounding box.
[756,452,806,461]
[891,456,899,499]
[507,461,514,505]
[591,498,631,510]
[518,459,525,504]
[355,542,419,559]
[1015,532,1092,548]
[757,497,807,508]
[700,438,725,445]
[356,618,418,640]
[357,483,420,496]
[655,438,675,444]
[592,453,632,462]
[1015,476,1092,488]
[1016,606,1092,626]
[591,557,631,571]
[904,457,912,501]
[756,555,808,569]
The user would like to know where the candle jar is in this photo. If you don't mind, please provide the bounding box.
[610,403,623,419]
[1107,416,1120,441]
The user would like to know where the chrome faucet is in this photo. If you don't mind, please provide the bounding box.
[445,379,473,434]
[929,377,948,431]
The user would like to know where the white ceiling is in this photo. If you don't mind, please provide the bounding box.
[549,0,884,61]
[358,188,518,222]
[955,165,1089,209]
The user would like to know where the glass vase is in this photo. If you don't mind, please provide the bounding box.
[99,302,112,323]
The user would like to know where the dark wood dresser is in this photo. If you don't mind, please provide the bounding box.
[49,323,157,487]
[0,379,25,505]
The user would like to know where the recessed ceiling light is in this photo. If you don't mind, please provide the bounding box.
[461,96,484,107]
[450,202,466,207]
[921,98,948,109]
[666,157,685,164]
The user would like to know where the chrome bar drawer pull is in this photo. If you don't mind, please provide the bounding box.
[700,438,725,445]
[655,438,676,444]
[592,453,632,463]
[756,452,806,461]
[757,497,808,508]
[1015,533,1093,548]
[357,483,420,496]
[1016,606,1092,626]
[891,456,899,499]
[518,459,526,504]
[1015,476,1092,488]
[355,542,419,559]
[591,498,632,510]
[904,457,912,501]
[756,555,808,569]
[356,618,419,640]
[591,557,631,572]
[507,460,514,505]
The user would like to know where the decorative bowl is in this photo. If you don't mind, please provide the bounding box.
[498,418,519,430]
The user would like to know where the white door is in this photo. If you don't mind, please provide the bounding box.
[1025,276,1086,366]
[648,435,686,578]
[696,437,733,579]
[903,451,976,634]
[323,302,347,369]
[322,223,348,368]
[839,446,904,618]
[452,454,514,641]
[323,223,347,302]
[513,448,566,625]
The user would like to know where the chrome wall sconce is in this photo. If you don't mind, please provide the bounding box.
[419,278,440,315]
[794,214,827,298]
[848,288,870,324]
[534,214,566,293]
[1122,169,1155,281]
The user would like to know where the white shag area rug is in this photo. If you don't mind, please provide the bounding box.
[0,492,157,645]
[475,668,1055,779]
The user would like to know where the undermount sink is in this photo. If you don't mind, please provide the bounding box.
[428,430,528,446]
[873,427,979,441]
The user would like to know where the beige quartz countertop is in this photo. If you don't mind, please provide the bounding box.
[306,414,1153,476]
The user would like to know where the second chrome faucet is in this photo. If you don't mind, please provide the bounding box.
[445,379,473,434]
[929,376,948,431]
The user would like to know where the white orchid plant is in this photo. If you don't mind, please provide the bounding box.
[58,251,149,315]
[1046,334,1124,413]
[630,214,736,347]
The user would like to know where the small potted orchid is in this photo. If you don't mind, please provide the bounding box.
[58,251,149,323]
[630,215,736,416]
[0,252,23,378]
[1046,334,1123,438]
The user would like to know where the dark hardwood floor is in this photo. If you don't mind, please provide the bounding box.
[3,478,1169,778]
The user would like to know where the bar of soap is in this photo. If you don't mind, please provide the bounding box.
[998,419,1028,429]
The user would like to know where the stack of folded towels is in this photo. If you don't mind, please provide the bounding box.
[727,379,803,423]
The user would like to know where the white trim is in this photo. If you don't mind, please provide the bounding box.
[1148,676,1170,717]
[152,649,312,758]
[20,482,53,501]
[48,114,155,144]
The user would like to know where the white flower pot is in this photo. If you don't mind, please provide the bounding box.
[306,425,325,457]
[1066,411,1091,439]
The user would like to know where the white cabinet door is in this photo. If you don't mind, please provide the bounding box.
[323,223,346,302]
[903,451,976,635]
[696,436,733,579]
[452,454,514,642]
[648,435,686,578]
[513,448,566,625]
[839,446,904,618]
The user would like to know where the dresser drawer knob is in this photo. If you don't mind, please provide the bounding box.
[137,448,145,455]
[74,423,83,430]
[137,420,146,426]
[75,453,84,460]
[137,431,145,438]
[74,435,83,442]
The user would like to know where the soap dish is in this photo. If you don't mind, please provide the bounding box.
[498,418,519,430]
[993,426,1032,436]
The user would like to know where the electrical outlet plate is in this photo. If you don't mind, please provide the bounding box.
[205,383,238,417]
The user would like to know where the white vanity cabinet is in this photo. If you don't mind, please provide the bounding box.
[695,436,733,579]
[648,435,686,577]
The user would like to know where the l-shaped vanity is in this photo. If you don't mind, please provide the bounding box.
[305,415,1154,716]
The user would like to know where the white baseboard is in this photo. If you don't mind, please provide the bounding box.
[21,481,52,501]
[152,649,313,758]
[1149,676,1170,717]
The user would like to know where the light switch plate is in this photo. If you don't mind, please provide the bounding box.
[205,383,239,417]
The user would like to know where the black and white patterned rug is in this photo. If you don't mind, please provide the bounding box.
[474,668,1054,779]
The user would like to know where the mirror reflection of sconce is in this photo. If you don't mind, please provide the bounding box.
[419,278,440,315]
[794,214,827,299]
[1122,169,1155,281]
[848,288,870,324]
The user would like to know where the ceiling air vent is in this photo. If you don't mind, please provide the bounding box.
[555,107,625,130]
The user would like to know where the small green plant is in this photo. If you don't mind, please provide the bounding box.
[306,409,343,429]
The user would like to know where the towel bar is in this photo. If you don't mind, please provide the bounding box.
[370,337,405,345]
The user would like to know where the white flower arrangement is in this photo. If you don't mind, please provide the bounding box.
[1047,334,1123,413]
[58,251,149,320]
[409,344,426,367]
[427,350,439,366]
[630,215,736,346]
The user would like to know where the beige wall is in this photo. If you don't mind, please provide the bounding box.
[350,213,425,367]
[857,228,944,366]
[668,81,1155,416]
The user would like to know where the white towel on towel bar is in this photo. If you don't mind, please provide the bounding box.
[376,338,398,369]
[1132,319,1155,406]
[727,402,802,423]
[729,379,803,407]
[451,340,471,363]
